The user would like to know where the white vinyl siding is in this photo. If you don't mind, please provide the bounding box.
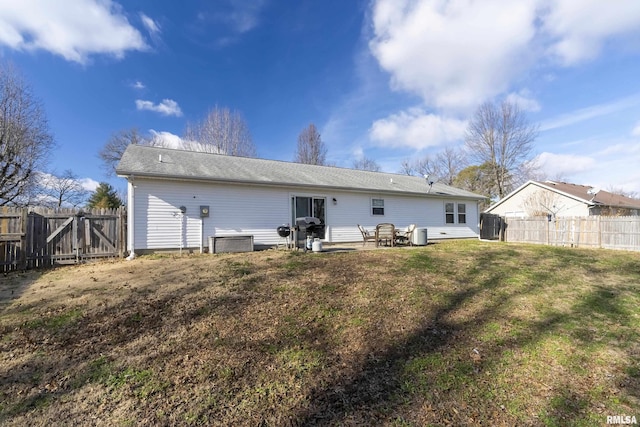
[133,179,289,250]
[486,183,590,217]
[130,178,480,250]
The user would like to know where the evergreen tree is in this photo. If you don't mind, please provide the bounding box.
[87,183,122,209]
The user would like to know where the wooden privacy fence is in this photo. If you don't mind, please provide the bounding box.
[500,216,640,251]
[0,207,126,272]
[479,213,504,240]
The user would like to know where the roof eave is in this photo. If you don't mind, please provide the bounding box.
[116,171,485,200]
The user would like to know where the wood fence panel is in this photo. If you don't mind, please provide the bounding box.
[503,216,640,251]
[601,217,640,251]
[0,207,26,271]
[504,217,548,245]
[479,213,503,240]
[0,207,127,272]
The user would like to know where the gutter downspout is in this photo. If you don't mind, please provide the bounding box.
[126,178,136,260]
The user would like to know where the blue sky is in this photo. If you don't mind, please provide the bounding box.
[1,0,640,196]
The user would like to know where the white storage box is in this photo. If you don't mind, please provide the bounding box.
[209,235,254,253]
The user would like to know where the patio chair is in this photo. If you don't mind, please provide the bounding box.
[357,224,376,247]
[397,223,416,246]
[375,223,395,247]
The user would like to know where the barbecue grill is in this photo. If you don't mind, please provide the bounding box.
[294,217,325,251]
[277,225,291,238]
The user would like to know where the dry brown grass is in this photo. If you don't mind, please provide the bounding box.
[1,240,639,426]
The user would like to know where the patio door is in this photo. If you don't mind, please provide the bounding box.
[291,196,326,238]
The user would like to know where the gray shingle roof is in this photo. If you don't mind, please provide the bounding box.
[116,145,485,199]
[535,181,640,209]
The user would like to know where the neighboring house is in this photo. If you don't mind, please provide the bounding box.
[485,180,640,218]
[116,145,486,253]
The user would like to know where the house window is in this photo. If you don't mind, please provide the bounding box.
[445,202,455,224]
[458,203,466,224]
[372,198,384,216]
[445,202,466,224]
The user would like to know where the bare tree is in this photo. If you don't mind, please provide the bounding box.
[399,159,415,175]
[522,189,561,217]
[606,185,639,200]
[399,147,466,184]
[184,106,256,157]
[353,157,381,172]
[434,146,468,185]
[465,100,538,199]
[414,156,439,178]
[99,128,149,177]
[400,155,438,177]
[0,62,55,206]
[35,169,89,208]
[294,123,327,165]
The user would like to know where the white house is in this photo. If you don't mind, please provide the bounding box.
[485,180,640,218]
[116,145,485,253]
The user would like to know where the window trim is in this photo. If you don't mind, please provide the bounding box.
[371,198,385,216]
[445,202,455,224]
[458,203,467,224]
[445,202,467,225]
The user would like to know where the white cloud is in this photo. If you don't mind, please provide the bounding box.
[196,1,268,46]
[149,130,186,148]
[369,0,538,112]
[226,1,267,34]
[506,90,541,112]
[541,0,640,65]
[131,81,145,90]
[148,130,225,154]
[632,122,640,137]
[135,99,183,117]
[352,146,364,159]
[532,152,596,176]
[0,0,148,64]
[369,108,467,150]
[79,177,100,192]
[596,142,640,157]
[140,12,161,45]
[140,13,160,35]
[540,94,640,131]
[217,0,267,34]
[37,171,97,191]
[368,0,640,113]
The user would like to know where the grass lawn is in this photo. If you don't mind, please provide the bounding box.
[1,240,639,426]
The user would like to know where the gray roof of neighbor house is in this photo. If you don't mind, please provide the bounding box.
[534,181,640,209]
[486,180,640,212]
[116,145,485,200]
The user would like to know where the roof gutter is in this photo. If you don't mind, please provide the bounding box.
[115,171,485,201]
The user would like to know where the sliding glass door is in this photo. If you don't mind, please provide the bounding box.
[291,196,326,238]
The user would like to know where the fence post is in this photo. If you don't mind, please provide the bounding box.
[546,217,549,246]
[597,216,602,249]
[118,207,125,258]
[19,207,28,270]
